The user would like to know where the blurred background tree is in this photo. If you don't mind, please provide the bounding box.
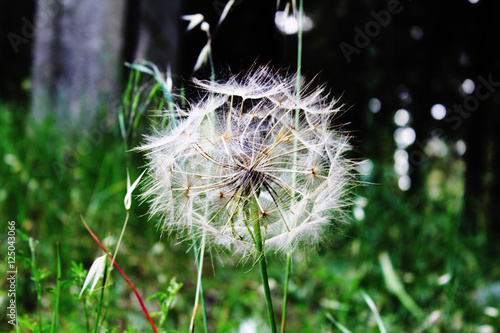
[31,0,126,129]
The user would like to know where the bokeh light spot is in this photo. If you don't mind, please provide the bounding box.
[394,159,409,176]
[394,127,416,148]
[357,159,374,175]
[394,109,410,126]
[398,175,411,191]
[431,104,446,120]
[394,148,409,162]
[456,140,467,156]
[394,149,409,176]
[399,91,409,101]
[275,11,314,35]
[461,78,475,94]
[353,197,367,221]
[353,206,365,221]
[425,137,448,157]
[410,26,423,40]
[369,98,381,113]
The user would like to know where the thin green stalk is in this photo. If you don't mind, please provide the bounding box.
[188,48,216,333]
[296,0,303,87]
[98,290,111,333]
[199,235,209,332]
[98,254,114,333]
[282,1,304,331]
[83,296,90,333]
[280,251,292,333]
[111,211,129,268]
[208,47,216,84]
[93,256,109,333]
[251,196,277,333]
[50,244,61,333]
[29,238,43,333]
[93,207,129,331]
[189,233,209,333]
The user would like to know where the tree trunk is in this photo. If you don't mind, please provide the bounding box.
[32,0,126,130]
[132,0,180,72]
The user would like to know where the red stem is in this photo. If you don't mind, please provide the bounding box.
[82,220,159,333]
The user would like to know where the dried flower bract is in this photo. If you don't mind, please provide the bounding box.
[137,66,354,256]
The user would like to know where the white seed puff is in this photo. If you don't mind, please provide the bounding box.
[137,66,354,256]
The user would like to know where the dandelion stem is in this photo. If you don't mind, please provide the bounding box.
[259,255,277,333]
[251,195,277,333]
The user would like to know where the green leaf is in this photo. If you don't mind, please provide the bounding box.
[147,292,167,302]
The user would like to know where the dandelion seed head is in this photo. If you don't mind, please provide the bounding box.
[137,66,354,256]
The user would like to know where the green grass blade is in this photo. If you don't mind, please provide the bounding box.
[326,313,352,333]
[379,252,424,319]
[28,238,43,333]
[123,68,136,110]
[361,291,387,333]
[125,62,155,76]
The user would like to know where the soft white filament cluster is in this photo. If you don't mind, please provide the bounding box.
[138,66,353,256]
